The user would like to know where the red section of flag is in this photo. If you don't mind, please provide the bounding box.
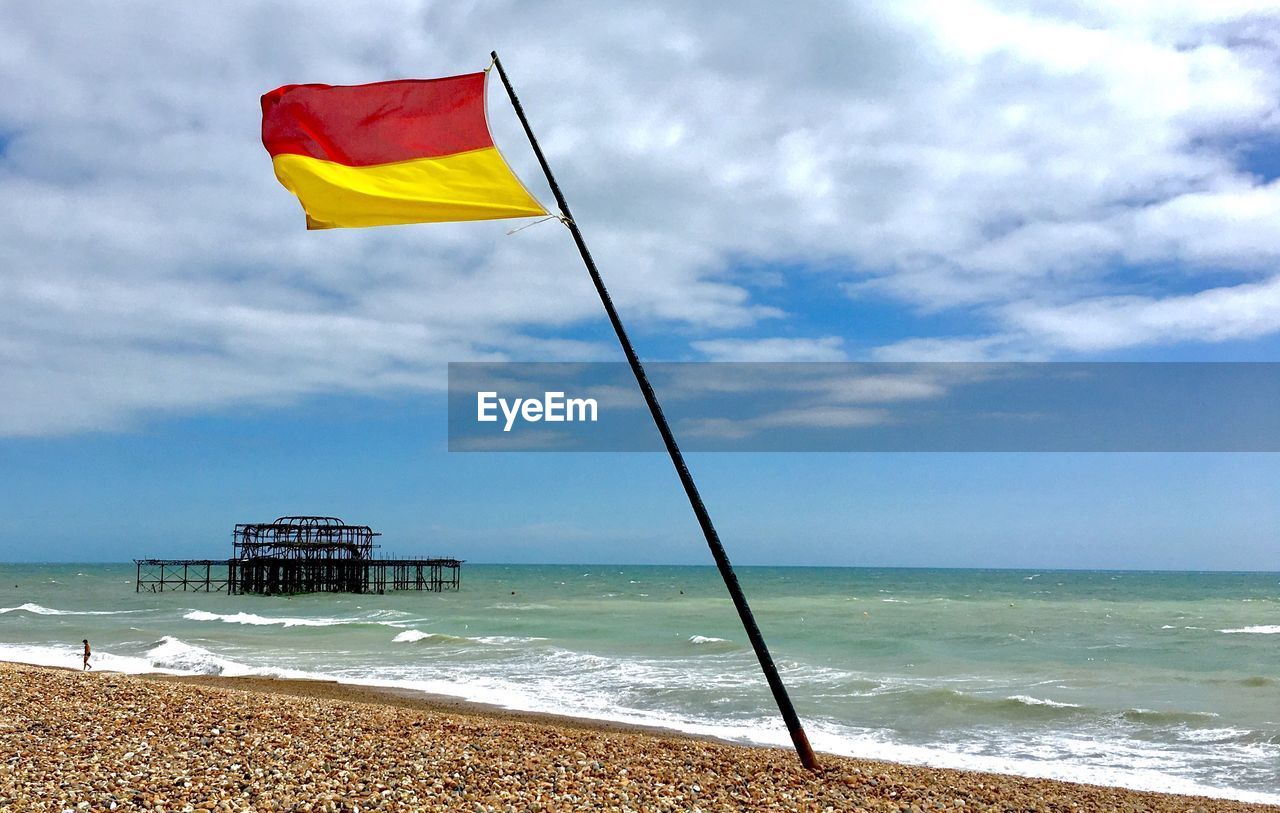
[261,74,493,166]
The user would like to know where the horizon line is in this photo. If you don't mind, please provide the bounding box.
[2,561,1279,575]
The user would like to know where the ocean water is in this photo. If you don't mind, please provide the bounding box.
[1,564,1277,803]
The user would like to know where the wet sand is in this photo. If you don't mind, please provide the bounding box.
[0,661,1273,812]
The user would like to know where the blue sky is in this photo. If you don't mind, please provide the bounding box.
[3,400,1278,568]
[1,2,1279,567]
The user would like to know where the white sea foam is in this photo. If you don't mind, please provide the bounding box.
[391,629,474,644]
[1219,625,1280,634]
[1175,727,1253,743]
[145,636,254,675]
[183,610,351,627]
[688,635,730,645]
[392,629,544,645]
[182,610,412,628]
[0,634,322,680]
[144,637,318,680]
[0,642,164,674]
[0,602,135,616]
[1,635,328,681]
[474,636,548,645]
[1007,695,1082,708]
[795,723,1280,806]
[392,629,433,643]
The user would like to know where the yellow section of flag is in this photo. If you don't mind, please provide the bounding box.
[271,149,547,230]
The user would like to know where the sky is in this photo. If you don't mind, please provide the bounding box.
[1,1,1278,567]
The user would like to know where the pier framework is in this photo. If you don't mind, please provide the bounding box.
[135,516,462,595]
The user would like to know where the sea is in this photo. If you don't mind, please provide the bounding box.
[1,564,1277,804]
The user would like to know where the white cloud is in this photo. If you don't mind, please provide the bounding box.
[692,336,848,362]
[1005,274,1280,351]
[1,1,1278,434]
[872,335,1032,362]
[679,406,892,441]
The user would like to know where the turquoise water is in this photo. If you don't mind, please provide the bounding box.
[1,564,1278,802]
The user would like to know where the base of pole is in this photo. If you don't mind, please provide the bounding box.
[792,727,821,772]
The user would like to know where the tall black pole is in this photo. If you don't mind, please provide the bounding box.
[490,51,819,772]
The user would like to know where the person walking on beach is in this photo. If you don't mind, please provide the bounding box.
[82,639,91,671]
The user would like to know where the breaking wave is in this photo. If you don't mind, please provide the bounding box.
[183,610,415,629]
[0,637,305,679]
[392,630,469,644]
[688,635,730,645]
[392,629,546,645]
[0,603,135,616]
[1121,708,1220,724]
[184,610,347,628]
[145,636,254,675]
[686,635,740,652]
[1006,695,1082,708]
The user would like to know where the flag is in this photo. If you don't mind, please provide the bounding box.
[261,73,547,229]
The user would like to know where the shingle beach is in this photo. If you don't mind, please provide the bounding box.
[0,662,1271,812]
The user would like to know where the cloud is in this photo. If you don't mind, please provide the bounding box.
[1005,274,1280,351]
[872,335,1031,362]
[1,1,1278,435]
[679,406,893,441]
[692,336,848,362]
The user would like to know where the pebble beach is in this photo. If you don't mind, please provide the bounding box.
[0,662,1274,812]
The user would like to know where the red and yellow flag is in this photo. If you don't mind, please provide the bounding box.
[261,73,547,229]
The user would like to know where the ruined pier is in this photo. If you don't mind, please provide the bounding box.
[135,516,462,595]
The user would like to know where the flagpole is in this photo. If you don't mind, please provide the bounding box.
[489,51,819,772]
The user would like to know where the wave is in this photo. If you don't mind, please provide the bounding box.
[182,610,418,630]
[687,635,742,652]
[392,629,546,645]
[1219,625,1280,634]
[0,602,136,616]
[145,636,255,675]
[392,630,469,644]
[0,635,327,681]
[475,635,548,644]
[796,722,1280,806]
[184,610,348,628]
[1175,727,1257,744]
[0,642,158,674]
[0,638,266,678]
[891,688,1089,721]
[1121,707,1220,724]
[1006,695,1082,709]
